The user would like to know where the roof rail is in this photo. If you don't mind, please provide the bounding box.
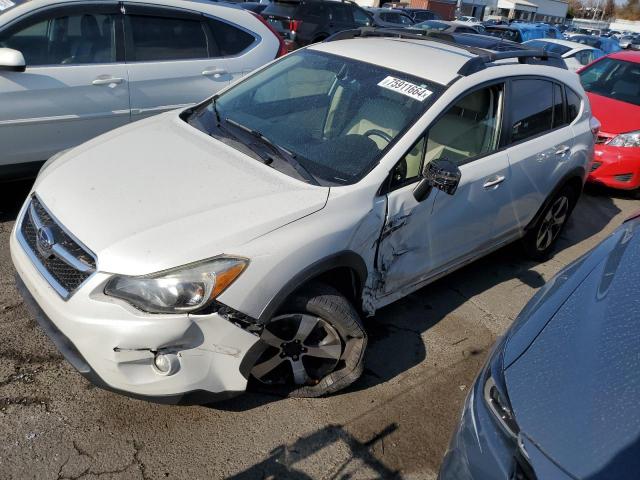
[324,28,567,75]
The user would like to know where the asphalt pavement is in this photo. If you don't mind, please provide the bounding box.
[0,180,637,480]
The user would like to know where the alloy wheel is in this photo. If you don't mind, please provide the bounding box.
[252,314,343,386]
[536,195,569,251]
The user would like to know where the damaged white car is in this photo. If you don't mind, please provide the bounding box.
[11,30,596,403]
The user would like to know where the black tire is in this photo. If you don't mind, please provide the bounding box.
[522,184,579,261]
[250,283,367,398]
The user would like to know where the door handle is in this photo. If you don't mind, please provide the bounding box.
[483,175,506,189]
[555,145,571,156]
[92,76,123,86]
[202,68,227,78]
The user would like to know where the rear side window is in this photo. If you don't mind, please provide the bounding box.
[304,2,326,16]
[566,88,582,122]
[127,15,207,61]
[509,79,553,143]
[328,4,352,23]
[207,18,255,56]
[352,7,370,27]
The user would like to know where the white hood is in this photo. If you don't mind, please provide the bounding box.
[34,112,329,275]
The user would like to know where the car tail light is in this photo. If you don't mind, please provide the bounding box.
[590,115,601,137]
[249,11,288,58]
[289,19,303,33]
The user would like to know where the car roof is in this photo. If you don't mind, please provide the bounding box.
[607,50,640,63]
[309,37,475,84]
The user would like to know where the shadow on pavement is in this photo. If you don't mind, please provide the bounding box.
[226,423,400,480]
[0,179,33,222]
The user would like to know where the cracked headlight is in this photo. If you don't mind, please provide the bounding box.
[105,257,248,314]
[608,130,640,148]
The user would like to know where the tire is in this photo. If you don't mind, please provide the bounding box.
[522,184,579,261]
[250,283,367,398]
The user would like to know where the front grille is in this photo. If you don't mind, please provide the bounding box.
[596,135,609,144]
[615,173,633,183]
[18,196,96,299]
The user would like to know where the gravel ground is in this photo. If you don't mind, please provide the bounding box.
[0,180,637,480]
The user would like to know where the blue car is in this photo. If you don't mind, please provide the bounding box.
[569,34,622,54]
[440,213,640,479]
[485,23,562,43]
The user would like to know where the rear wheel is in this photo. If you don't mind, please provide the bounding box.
[250,283,366,397]
[522,185,578,260]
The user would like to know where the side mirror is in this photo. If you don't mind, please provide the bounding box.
[0,48,26,72]
[424,158,461,195]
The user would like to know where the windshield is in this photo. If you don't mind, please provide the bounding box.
[187,50,440,185]
[580,58,640,107]
[414,20,449,31]
[524,40,571,55]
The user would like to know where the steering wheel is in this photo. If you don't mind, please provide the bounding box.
[363,129,393,146]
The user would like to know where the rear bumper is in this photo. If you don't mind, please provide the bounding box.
[587,144,640,190]
[10,218,262,404]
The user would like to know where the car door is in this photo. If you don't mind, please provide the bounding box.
[123,4,231,122]
[376,82,518,298]
[0,3,129,169]
[502,78,577,228]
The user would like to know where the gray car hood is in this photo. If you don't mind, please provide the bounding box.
[504,219,640,479]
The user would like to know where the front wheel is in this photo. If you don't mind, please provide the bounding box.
[250,283,367,398]
[522,185,578,260]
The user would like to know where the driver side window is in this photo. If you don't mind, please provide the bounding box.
[0,12,116,66]
[425,83,504,166]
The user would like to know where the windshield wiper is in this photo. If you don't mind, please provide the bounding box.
[225,118,319,185]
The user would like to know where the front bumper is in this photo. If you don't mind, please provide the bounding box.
[10,224,262,404]
[587,143,640,190]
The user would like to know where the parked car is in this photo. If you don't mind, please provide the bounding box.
[485,23,561,42]
[440,213,640,480]
[422,31,526,52]
[11,29,595,403]
[570,34,622,54]
[260,0,372,50]
[523,38,604,71]
[579,51,640,193]
[394,7,442,22]
[0,0,285,181]
[412,20,483,34]
[456,15,481,25]
[619,35,636,49]
[366,8,414,28]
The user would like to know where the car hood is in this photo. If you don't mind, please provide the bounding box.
[504,218,640,479]
[587,92,640,134]
[33,112,329,275]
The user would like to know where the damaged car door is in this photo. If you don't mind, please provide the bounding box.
[374,82,519,304]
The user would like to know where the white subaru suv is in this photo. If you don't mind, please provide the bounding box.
[11,30,597,403]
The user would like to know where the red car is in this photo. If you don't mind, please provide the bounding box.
[579,51,640,194]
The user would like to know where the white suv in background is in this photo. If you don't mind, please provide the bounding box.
[0,0,284,179]
[11,30,597,403]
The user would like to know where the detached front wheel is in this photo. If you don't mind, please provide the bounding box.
[250,283,367,398]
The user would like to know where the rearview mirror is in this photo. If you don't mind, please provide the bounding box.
[0,48,26,72]
[424,158,461,195]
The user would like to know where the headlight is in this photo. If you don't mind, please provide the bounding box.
[104,257,247,314]
[608,130,640,148]
[483,341,519,438]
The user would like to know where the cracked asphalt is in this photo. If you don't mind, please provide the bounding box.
[1,180,638,480]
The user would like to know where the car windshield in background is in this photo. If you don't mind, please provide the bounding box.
[525,40,571,55]
[188,50,439,185]
[414,20,449,31]
[485,27,520,42]
[580,58,640,107]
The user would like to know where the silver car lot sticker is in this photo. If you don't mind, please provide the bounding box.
[0,0,15,10]
[378,76,433,102]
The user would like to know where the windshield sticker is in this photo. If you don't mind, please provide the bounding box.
[0,0,15,10]
[378,76,432,102]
